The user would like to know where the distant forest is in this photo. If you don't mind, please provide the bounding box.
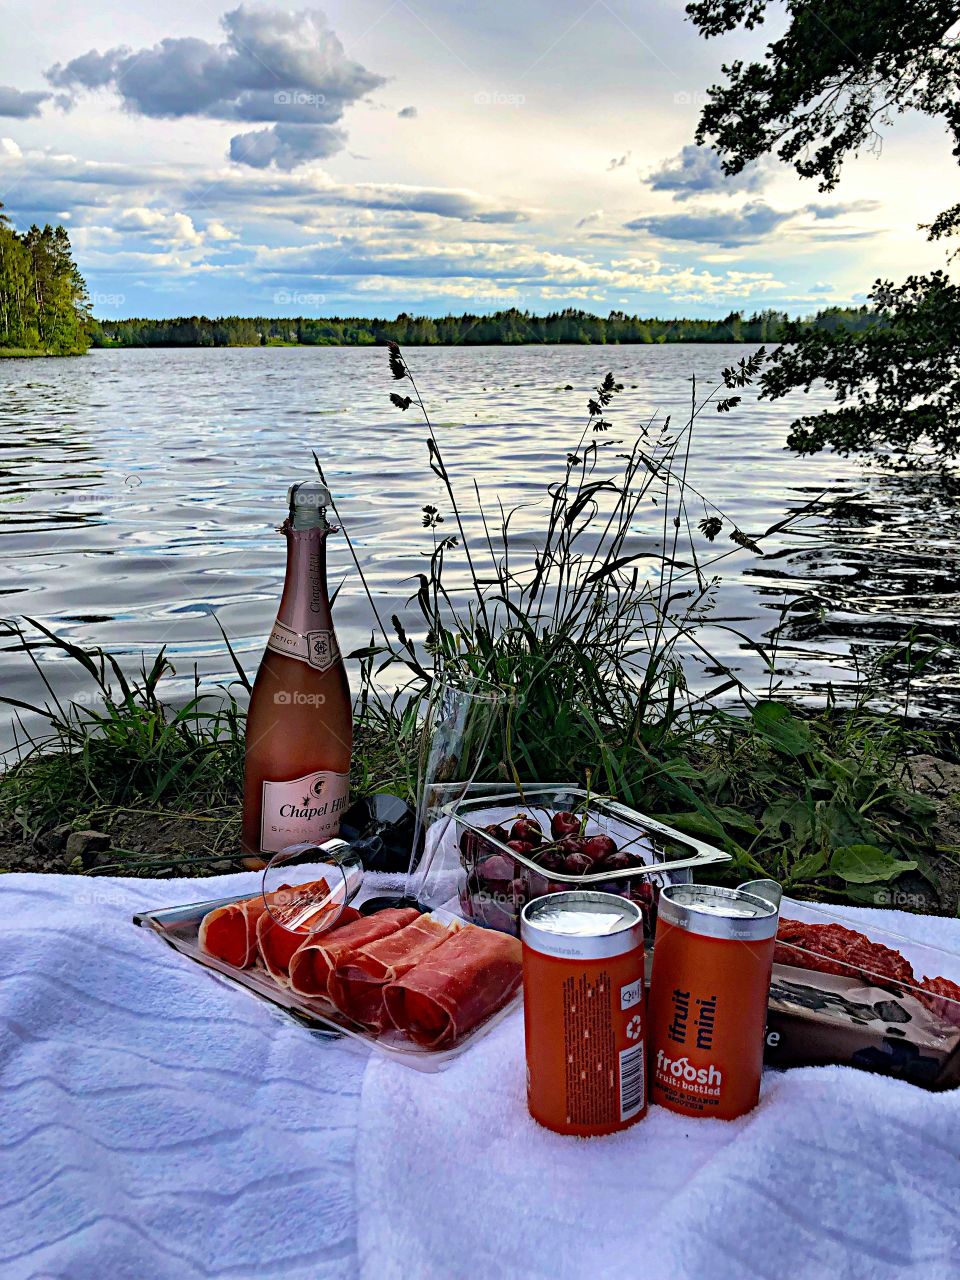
[92,306,876,349]
[0,205,91,356]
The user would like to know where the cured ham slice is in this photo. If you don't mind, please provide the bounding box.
[198,896,266,969]
[384,925,522,1048]
[329,915,451,1027]
[289,907,420,998]
[255,880,360,984]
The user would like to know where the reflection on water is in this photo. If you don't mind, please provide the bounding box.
[0,343,956,750]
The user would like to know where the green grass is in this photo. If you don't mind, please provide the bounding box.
[0,619,247,833]
[0,617,954,902]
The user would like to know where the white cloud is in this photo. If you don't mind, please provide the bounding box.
[116,207,203,246]
[45,6,384,168]
[646,146,770,200]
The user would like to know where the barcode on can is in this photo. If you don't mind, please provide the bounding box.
[619,1043,646,1120]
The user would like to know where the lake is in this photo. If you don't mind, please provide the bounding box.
[1,343,957,751]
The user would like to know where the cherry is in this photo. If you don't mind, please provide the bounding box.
[602,850,633,872]
[564,851,594,876]
[551,810,581,839]
[510,816,543,846]
[582,834,617,863]
[558,835,586,857]
[483,823,510,844]
[458,888,475,918]
[507,877,527,906]
[478,854,514,885]
[507,839,534,857]
[536,849,566,874]
[631,881,655,905]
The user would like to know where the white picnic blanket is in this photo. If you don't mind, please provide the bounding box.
[0,872,367,1280]
[2,876,959,1280]
[355,904,960,1280]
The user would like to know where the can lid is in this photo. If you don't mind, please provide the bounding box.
[521,891,643,961]
[658,883,779,941]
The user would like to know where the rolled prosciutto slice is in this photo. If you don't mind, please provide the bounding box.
[329,915,451,1028]
[289,907,420,998]
[384,925,522,1048]
[255,880,360,984]
[199,896,266,969]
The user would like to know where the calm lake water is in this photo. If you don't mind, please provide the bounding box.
[1,343,958,750]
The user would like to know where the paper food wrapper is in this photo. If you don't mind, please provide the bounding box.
[764,964,960,1091]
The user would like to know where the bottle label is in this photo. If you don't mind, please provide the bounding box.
[260,770,351,853]
[266,620,340,672]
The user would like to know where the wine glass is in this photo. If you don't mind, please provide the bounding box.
[358,673,508,913]
[404,674,508,902]
[260,837,364,936]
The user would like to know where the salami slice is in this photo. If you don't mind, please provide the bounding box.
[916,975,960,1029]
[289,907,421,998]
[255,880,360,984]
[774,918,915,987]
[384,924,522,1048]
[329,915,452,1027]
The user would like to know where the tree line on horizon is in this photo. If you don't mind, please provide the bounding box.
[91,305,875,349]
[0,205,91,355]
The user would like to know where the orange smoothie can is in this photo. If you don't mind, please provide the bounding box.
[521,890,647,1136]
[647,884,779,1120]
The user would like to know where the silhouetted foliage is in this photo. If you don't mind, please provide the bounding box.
[688,0,960,461]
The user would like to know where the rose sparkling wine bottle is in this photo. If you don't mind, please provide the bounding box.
[241,480,352,861]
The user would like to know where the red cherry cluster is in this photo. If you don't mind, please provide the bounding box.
[459,810,656,937]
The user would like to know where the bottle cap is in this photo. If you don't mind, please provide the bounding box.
[288,480,332,530]
[288,479,332,509]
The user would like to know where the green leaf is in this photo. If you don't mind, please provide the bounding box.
[708,805,760,836]
[889,789,938,824]
[750,700,814,756]
[830,844,918,884]
[651,811,725,842]
[762,798,813,846]
[787,849,828,882]
[661,758,703,781]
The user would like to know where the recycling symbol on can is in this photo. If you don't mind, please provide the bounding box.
[626,1015,643,1041]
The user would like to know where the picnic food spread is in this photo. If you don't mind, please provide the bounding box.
[137,789,960,1110]
[198,892,522,1051]
[133,491,960,1116]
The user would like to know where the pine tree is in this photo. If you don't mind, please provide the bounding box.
[0,206,90,355]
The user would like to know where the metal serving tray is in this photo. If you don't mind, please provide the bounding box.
[134,886,520,1073]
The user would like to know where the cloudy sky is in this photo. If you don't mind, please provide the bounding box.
[0,0,955,319]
